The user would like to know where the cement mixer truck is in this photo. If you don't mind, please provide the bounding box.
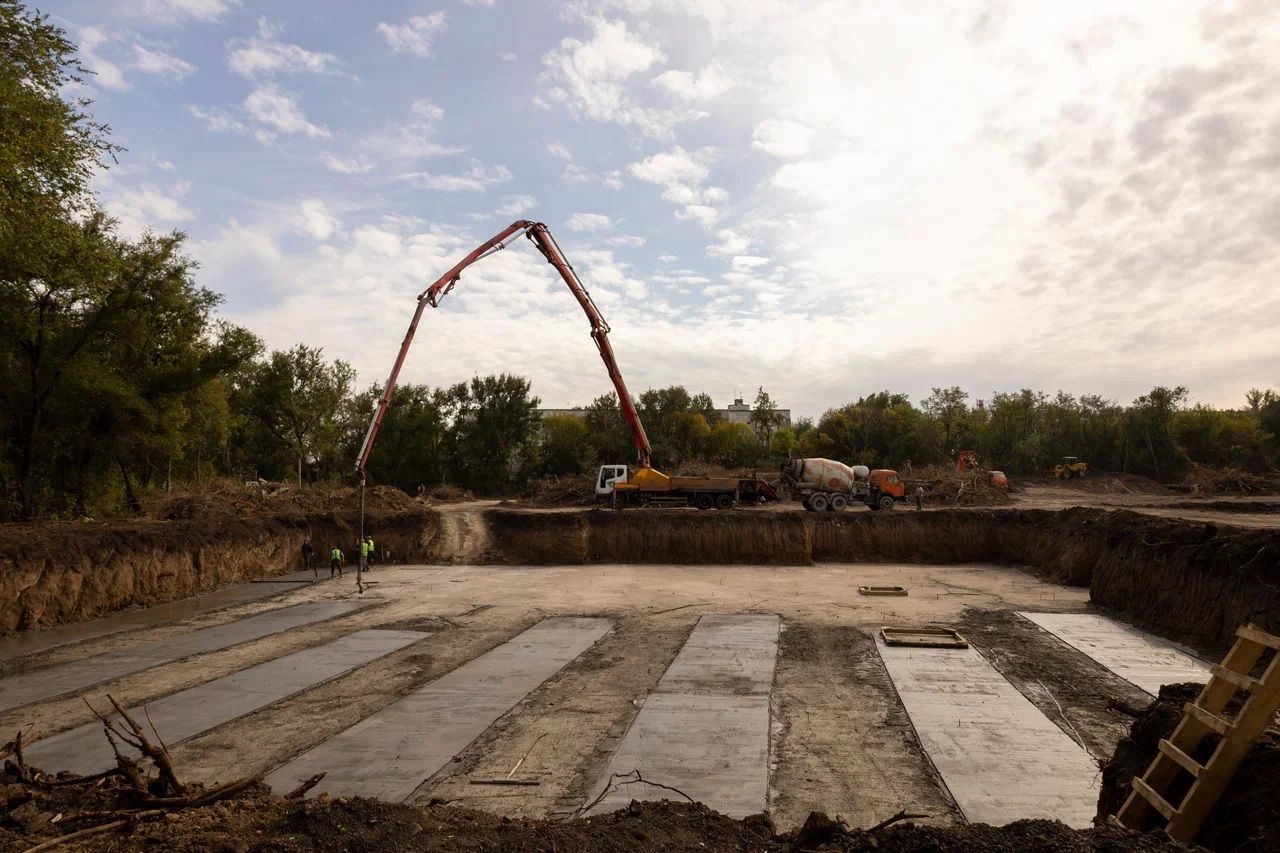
[779,458,907,511]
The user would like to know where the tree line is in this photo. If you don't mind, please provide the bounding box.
[2,4,1278,519]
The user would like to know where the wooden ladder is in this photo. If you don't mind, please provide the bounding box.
[1114,623,1280,841]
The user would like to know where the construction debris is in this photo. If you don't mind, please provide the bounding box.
[880,627,968,648]
[858,586,908,596]
[900,465,1012,507]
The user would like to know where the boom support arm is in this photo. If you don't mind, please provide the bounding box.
[355,220,652,476]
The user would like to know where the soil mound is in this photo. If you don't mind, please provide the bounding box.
[143,482,419,520]
[0,769,1188,853]
[900,465,1012,507]
[1096,682,1280,850]
[1180,465,1280,496]
[523,473,595,506]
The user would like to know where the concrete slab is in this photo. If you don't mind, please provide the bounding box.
[264,616,613,800]
[0,571,321,663]
[0,600,367,711]
[656,613,779,695]
[586,613,780,818]
[1017,611,1211,696]
[25,629,424,775]
[876,636,1099,828]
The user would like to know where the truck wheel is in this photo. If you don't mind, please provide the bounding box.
[801,496,813,511]
[809,493,829,512]
[694,493,714,510]
[714,493,734,510]
[829,494,848,512]
[878,494,895,511]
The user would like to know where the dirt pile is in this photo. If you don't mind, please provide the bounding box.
[143,481,420,520]
[1039,473,1172,496]
[1180,465,1280,496]
[901,466,1011,507]
[1096,682,1280,850]
[523,473,595,507]
[0,769,1188,853]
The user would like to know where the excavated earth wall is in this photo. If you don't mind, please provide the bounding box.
[0,510,435,634]
[488,507,1280,651]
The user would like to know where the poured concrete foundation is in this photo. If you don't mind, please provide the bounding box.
[265,617,613,801]
[586,613,779,817]
[0,600,366,711]
[25,628,423,774]
[1018,611,1211,695]
[876,636,1099,827]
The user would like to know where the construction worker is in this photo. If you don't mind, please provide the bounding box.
[329,545,344,578]
[359,537,370,571]
[366,536,376,567]
[301,538,315,577]
[914,485,924,511]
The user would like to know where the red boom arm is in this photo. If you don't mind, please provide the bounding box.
[355,220,652,476]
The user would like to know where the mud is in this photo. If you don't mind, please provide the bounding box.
[0,776,1191,853]
[1096,682,1280,850]
[0,510,435,633]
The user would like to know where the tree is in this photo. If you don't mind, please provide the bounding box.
[750,386,784,447]
[922,386,970,457]
[240,346,354,485]
[1124,386,1188,480]
[453,374,540,494]
[541,415,590,476]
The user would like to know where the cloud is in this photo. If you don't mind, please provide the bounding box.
[323,154,373,174]
[627,146,724,227]
[228,19,339,78]
[539,18,702,137]
[136,0,238,23]
[497,194,537,216]
[567,212,614,231]
[244,85,330,138]
[547,141,572,160]
[299,198,340,240]
[133,44,196,79]
[109,182,194,237]
[377,12,447,58]
[651,63,732,100]
[78,28,129,91]
[188,104,245,133]
[751,118,813,159]
[353,99,465,164]
[401,160,512,191]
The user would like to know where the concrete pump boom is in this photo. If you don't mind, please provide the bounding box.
[355,220,653,478]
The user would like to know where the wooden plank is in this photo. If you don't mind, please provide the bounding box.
[1184,702,1234,736]
[1236,624,1280,650]
[1210,664,1259,692]
[1157,740,1204,779]
[1131,777,1178,821]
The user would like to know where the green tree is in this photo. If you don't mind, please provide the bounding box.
[541,414,590,476]
[240,346,355,485]
[1124,386,1188,480]
[453,374,540,494]
[750,386,784,447]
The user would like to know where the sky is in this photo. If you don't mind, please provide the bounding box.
[41,0,1280,418]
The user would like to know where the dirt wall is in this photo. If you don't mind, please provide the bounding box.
[0,510,436,634]
[486,507,1280,651]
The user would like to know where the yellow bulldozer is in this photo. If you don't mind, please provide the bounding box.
[1049,456,1088,479]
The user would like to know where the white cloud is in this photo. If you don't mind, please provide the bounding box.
[79,28,128,91]
[539,18,702,137]
[110,182,194,237]
[651,63,732,100]
[156,160,176,171]
[188,104,245,133]
[567,212,614,231]
[627,146,724,227]
[378,12,447,58]
[323,154,373,174]
[402,160,512,191]
[299,198,340,240]
[500,51,518,62]
[707,229,750,257]
[462,0,496,6]
[228,19,339,78]
[356,100,464,163]
[602,170,625,190]
[244,84,330,138]
[547,141,572,160]
[137,0,238,23]
[497,194,537,217]
[133,45,196,79]
[751,118,813,159]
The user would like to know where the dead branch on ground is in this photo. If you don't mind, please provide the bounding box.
[286,772,327,799]
[575,769,695,817]
[866,809,930,833]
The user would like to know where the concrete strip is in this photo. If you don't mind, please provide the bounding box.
[586,613,780,818]
[0,600,367,712]
[1017,611,1211,696]
[25,629,424,775]
[876,636,1099,827]
[264,616,613,801]
[656,613,779,695]
[0,571,322,663]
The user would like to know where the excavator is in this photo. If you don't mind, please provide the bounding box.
[354,220,771,522]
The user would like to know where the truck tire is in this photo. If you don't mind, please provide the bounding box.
[877,494,895,511]
[829,494,848,512]
[801,496,813,511]
[694,493,714,510]
[714,493,734,510]
[809,493,829,512]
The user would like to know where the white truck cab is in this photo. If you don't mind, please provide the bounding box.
[595,464,629,500]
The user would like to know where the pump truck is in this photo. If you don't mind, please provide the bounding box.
[354,219,774,512]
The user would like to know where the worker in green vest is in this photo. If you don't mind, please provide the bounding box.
[329,546,343,578]
[366,536,376,567]
[359,537,370,571]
